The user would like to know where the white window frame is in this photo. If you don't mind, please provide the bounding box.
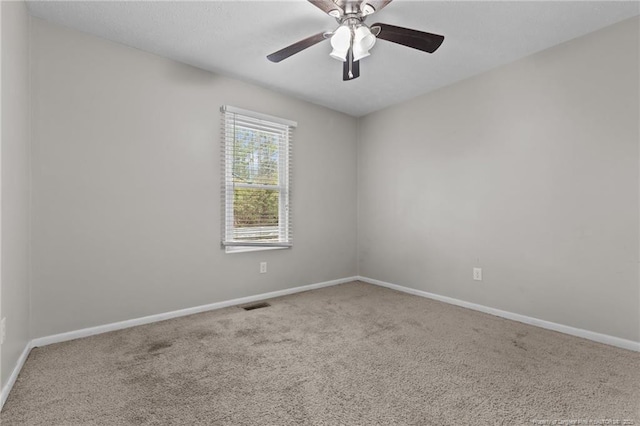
[221,106,295,253]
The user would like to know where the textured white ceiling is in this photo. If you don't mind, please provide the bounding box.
[27,1,639,117]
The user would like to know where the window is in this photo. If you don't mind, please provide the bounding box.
[221,106,295,251]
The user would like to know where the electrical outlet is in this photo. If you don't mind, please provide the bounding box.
[260,262,267,274]
[0,317,6,345]
[473,267,482,281]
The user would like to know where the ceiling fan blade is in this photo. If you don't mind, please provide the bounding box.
[343,49,360,81]
[308,0,343,17]
[267,32,328,63]
[362,0,393,14]
[372,22,444,54]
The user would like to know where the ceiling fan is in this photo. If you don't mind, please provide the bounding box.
[266,0,444,81]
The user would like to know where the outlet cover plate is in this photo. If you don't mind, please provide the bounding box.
[473,267,482,281]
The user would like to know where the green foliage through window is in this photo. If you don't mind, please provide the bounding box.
[234,188,279,229]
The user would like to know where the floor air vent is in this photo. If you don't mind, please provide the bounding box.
[241,302,271,311]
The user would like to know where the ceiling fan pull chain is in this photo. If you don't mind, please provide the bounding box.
[349,27,355,78]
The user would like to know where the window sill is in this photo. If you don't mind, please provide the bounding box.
[224,246,290,254]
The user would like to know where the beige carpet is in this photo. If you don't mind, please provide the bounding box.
[1,281,638,425]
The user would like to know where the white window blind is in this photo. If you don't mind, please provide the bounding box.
[221,106,296,249]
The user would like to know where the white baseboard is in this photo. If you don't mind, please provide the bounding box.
[31,276,357,348]
[358,276,640,352]
[3,275,636,412]
[0,276,356,412]
[1,341,32,411]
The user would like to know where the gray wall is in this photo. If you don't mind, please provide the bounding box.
[30,19,358,338]
[358,17,639,342]
[15,14,640,348]
[1,1,31,388]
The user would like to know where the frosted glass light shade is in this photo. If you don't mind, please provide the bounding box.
[330,25,351,62]
[353,25,376,61]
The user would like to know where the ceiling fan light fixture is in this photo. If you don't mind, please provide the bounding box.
[352,25,376,61]
[329,25,351,61]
